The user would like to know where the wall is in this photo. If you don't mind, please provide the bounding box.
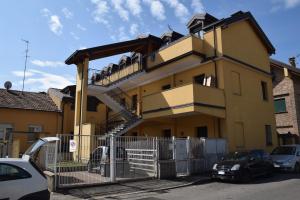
[221,20,270,73]
[220,59,277,152]
[128,114,219,138]
[0,108,61,154]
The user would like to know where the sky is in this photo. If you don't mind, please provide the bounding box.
[0,0,300,92]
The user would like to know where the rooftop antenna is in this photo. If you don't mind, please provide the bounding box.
[21,39,29,93]
[167,24,173,32]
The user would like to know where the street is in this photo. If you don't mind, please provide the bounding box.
[52,173,300,200]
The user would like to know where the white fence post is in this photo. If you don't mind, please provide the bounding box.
[186,136,191,176]
[172,136,176,160]
[110,134,116,182]
[54,135,59,190]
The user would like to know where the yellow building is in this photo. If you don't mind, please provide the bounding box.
[0,89,61,157]
[65,11,277,152]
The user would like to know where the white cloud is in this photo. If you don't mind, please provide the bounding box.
[111,0,130,21]
[284,0,300,8]
[41,9,63,35]
[91,0,110,24]
[143,0,166,21]
[49,15,63,35]
[79,46,87,50]
[126,0,142,16]
[118,26,130,41]
[31,60,65,68]
[271,0,300,11]
[70,32,80,40]
[130,23,139,35]
[12,69,73,91]
[12,71,35,77]
[62,8,74,19]
[23,69,73,91]
[191,0,205,14]
[77,24,87,31]
[163,0,190,23]
[41,8,51,17]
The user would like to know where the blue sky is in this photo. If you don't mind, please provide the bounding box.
[0,0,300,91]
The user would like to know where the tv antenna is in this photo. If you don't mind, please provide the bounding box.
[167,24,173,32]
[21,39,29,93]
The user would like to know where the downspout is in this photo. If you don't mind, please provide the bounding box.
[60,101,65,134]
[213,25,221,138]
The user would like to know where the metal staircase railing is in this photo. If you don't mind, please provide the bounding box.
[89,68,142,136]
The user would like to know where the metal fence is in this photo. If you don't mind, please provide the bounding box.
[43,135,227,189]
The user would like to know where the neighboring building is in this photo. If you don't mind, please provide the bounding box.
[271,58,300,145]
[0,89,61,157]
[65,11,277,152]
[48,85,106,135]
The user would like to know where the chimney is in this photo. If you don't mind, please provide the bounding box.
[289,57,296,67]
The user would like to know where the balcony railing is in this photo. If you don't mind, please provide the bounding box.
[146,35,204,70]
[142,83,225,119]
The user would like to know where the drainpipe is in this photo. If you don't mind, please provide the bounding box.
[213,26,221,138]
[213,25,218,88]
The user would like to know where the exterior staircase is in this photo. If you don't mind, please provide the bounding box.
[88,69,144,136]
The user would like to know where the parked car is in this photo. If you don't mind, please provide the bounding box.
[211,150,273,182]
[0,137,58,200]
[271,145,300,173]
[87,146,129,177]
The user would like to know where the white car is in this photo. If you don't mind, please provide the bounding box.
[271,145,300,172]
[0,137,59,200]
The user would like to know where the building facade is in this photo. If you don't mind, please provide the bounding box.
[271,58,300,145]
[66,11,277,152]
[0,89,61,157]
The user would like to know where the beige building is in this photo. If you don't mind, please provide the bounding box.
[64,11,277,153]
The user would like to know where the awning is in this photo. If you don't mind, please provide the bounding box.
[65,35,162,65]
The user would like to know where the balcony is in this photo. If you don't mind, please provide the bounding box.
[146,35,204,70]
[142,83,225,119]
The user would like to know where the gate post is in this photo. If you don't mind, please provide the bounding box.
[172,136,176,161]
[110,134,116,182]
[53,135,59,191]
[186,137,191,176]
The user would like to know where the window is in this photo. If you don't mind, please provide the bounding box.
[231,71,241,95]
[274,98,287,113]
[87,97,98,112]
[196,126,208,138]
[0,124,13,141]
[131,95,138,111]
[265,125,273,146]
[28,125,42,143]
[0,163,31,181]
[194,74,205,85]
[261,81,268,101]
[161,84,171,91]
[163,129,172,138]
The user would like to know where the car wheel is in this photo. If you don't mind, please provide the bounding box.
[294,163,300,174]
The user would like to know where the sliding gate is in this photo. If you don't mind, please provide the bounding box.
[53,135,157,188]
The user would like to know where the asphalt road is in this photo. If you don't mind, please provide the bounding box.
[98,173,300,200]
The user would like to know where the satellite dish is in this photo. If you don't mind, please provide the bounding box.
[4,81,12,90]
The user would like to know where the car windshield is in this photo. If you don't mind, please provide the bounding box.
[224,152,250,161]
[271,146,296,155]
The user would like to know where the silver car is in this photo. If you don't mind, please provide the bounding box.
[271,145,300,173]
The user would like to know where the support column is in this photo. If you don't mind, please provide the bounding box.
[74,57,89,135]
[73,57,89,161]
